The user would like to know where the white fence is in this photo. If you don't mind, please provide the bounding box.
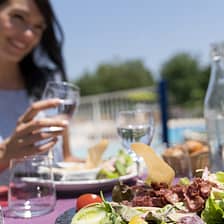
[76,86,158,122]
[70,86,160,156]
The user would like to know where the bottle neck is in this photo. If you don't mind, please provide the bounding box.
[204,56,224,112]
[210,56,224,79]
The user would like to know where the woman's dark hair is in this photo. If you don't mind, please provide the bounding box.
[0,0,67,99]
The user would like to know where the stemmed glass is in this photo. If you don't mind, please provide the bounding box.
[41,81,80,133]
[116,109,155,175]
[39,81,80,160]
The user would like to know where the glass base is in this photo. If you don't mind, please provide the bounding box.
[5,204,54,218]
[126,151,146,177]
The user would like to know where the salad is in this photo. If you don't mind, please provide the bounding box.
[96,149,134,179]
[71,169,224,224]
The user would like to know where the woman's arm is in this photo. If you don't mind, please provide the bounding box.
[0,140,8,172]
[62,127,84,162]
[0,99,68,172]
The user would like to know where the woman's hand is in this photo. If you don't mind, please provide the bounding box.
[0,99,68,168]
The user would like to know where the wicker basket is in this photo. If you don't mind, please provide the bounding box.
[162,143,210,177]
[190,150,210,176]
[162,153,191,178]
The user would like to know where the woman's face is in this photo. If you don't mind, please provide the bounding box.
[0,0,46,63]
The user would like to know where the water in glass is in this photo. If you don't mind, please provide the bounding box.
[41,81,80,133]
[6,155,56,218]
[116,109,154,174]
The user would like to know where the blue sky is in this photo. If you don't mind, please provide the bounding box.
[52,0,224,81]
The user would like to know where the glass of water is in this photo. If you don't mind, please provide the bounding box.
[116,109,155,174]
[0,205,4,224]
[41,81,80,132]
[6,155,55,218]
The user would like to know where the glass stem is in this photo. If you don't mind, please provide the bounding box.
[136,159,140,177]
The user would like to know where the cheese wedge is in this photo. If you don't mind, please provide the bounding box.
[85,139,109,169]
[131,142,175,185]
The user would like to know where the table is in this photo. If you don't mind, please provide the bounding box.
[2,175,135,223]
[2,191,113,224]
[3,198,75,224]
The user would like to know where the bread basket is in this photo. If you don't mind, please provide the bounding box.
[162,141,210,177]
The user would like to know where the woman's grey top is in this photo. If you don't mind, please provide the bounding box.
[0,90,63,184]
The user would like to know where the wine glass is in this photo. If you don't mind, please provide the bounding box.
[38,81,80,160]
[116,109,155,175]
[41,81,80,132]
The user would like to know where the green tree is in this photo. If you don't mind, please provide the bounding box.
[160,53,208,107]
[74,71,103,96]
[198,65,210,100]
[75,59,155,96]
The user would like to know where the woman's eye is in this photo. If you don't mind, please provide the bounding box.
[11,14,26,27]
[12,14,25,21]
[35,25,44,31]
[33,25,45,35]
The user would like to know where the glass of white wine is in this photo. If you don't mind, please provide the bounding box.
[116,109,155,175]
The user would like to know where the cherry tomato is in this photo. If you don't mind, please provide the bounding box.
[76,193,102,210]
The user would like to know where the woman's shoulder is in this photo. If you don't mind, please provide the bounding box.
[0,89,28,97]
[0,89,30,105]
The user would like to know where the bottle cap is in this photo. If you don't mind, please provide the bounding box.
[210,42,224,60]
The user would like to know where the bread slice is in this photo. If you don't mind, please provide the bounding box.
[131,142,175,185]
[85,139,109,168]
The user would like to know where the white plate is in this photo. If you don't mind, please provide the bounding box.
[56,162,85,169]
[54,172,137,192]
[39,162,101,181]
[23,172,137,193]
[56,169,100,181]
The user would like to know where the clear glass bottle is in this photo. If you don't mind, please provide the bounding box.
[204,43,224,172]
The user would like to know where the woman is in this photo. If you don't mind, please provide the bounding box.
[0,0,80,181]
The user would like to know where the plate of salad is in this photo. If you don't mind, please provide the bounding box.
[56,143,224,223]
[54,150,137,192]
[22,150,137,193]
[55,169,224,223]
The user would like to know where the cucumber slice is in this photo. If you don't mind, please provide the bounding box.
[71,204,108,224]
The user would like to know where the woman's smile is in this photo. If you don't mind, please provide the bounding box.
[8,38,26,50]
[5,37,28,57]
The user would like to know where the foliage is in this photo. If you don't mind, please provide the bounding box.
[73,53,211,114]
[198,65,210,100]
[127,91,157,102]
[74,59,155,96]
[160,52,210,108]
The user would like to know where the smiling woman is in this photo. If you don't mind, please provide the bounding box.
[0,0,81,185]
[0,0,66,94]
[0,0,46,61]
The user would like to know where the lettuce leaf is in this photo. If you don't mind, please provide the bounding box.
[216,171,224,183]
[179,177,190,186]
[97,149,133,179]
[201,197,224,224]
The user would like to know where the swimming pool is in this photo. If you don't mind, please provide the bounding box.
[168,125,205,144]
